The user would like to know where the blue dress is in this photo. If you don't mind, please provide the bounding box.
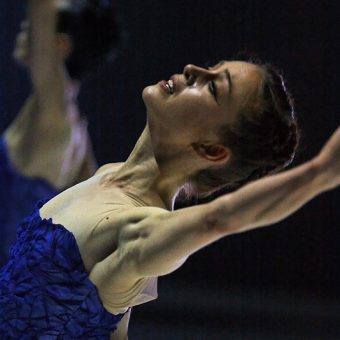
[0,200,124,338]
[0,137,57,266]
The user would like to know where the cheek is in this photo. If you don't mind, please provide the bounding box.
[171,91,212,122]
[143,85,215,131]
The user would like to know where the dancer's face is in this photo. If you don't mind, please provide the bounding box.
[143,61,263,146]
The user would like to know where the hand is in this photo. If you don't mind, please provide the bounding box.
[313,127,340,192]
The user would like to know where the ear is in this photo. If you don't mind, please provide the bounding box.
[55,33,73,60]
[193,143,231,164]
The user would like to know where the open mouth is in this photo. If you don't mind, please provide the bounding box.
[165,79,174,94]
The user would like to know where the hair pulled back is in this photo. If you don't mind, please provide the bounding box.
[189,63,299,196]
[57,0,121,79]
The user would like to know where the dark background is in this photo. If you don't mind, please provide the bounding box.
[1,0,339,338]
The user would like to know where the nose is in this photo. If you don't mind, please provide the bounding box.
[183,64,214,86]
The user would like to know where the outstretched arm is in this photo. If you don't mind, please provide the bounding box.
[110,128,340,280]
[27,0,66,122]
[5,0,66,140]
[3,1,96,188]
[4,0,66,143]
[213,127,340,234]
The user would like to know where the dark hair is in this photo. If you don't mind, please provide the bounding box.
[188,62,299,196]
[56,0,121,80]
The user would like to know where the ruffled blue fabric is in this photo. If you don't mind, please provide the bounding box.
[0,137,57,266]
[0,200,124,338]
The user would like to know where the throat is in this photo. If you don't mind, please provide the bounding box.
[113,126,190,210]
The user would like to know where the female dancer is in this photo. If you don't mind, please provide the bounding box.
[0,60,339,338]
[0,0,119,265]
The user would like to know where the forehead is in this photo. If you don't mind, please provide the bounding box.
[218,60,263,107]
[211,60,261,80]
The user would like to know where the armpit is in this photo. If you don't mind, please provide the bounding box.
[100,276,158,315]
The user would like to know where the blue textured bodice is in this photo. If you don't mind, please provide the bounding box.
[0,200,124,338]
[0,137,57,266]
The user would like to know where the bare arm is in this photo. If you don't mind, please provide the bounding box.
[2,1,94,187]
[27,0,66,123]
[113,128,340,279]
[4,0,67,152]
[215,127,340,234]
[5,0,66,137]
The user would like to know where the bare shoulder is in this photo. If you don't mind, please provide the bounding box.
[88,205,170,292]
[95,162,125,175]
[102,205,170,241]
[89,201,222,299]
[116,205,169,222]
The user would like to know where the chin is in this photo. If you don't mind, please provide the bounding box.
[142,84,164,111]
[142,84,158,100]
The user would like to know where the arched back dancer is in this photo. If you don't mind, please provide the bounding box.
[1,58,339,338]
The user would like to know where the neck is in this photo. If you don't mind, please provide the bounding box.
[114,126,189,210]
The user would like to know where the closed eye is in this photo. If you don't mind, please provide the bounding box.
[208,80,218,101]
